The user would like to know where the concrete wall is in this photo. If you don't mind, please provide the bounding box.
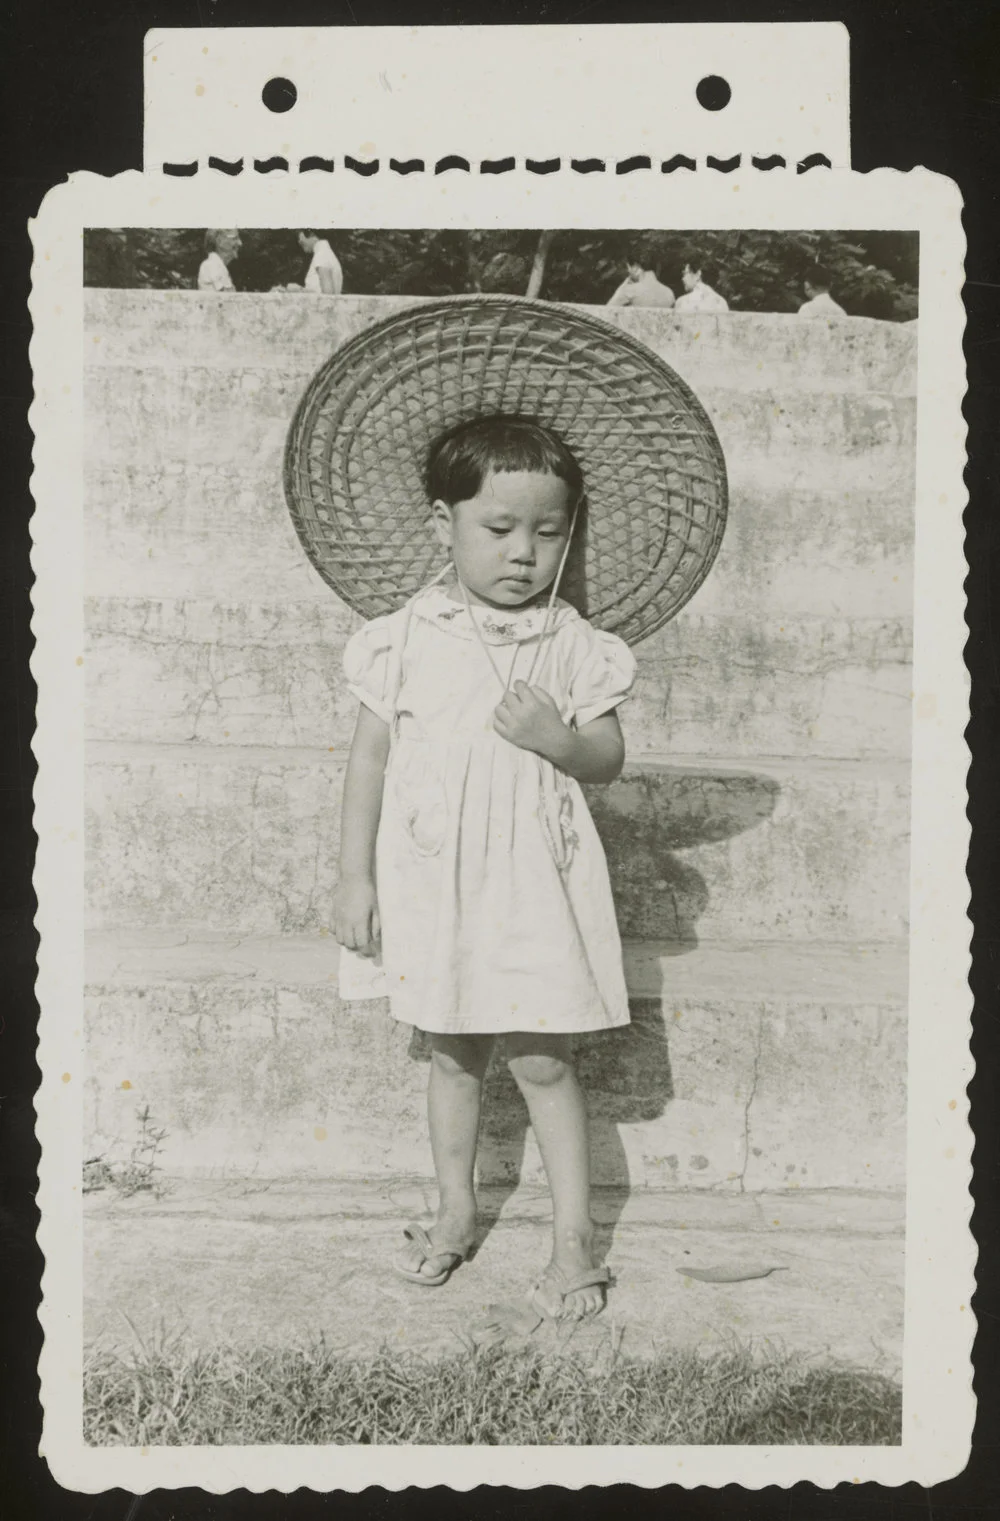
[83,292,915,1193]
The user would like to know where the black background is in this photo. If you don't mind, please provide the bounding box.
[3,0,998,1516]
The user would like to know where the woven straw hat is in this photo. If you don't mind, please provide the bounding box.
[284,296,727,645]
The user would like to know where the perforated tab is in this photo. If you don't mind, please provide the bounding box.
[144,24,850,174]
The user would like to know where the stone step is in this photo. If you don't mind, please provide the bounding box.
[84,461,914,620]
[84,931,908,1193]
[85,745,910,944]
[85,290,918,397]
[84,363,915,496]
[85,595,912,760]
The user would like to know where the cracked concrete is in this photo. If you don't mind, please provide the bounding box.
[84,598,913,760]
[737,1013,765,1194]
[84,935,907,1192]
[86,752,910,943]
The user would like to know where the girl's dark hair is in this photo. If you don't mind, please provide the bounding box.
[425,415,584,507]
[806,262,832,290]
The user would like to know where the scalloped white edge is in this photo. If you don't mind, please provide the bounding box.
[141,23,851,169]
[30,163,971,1491]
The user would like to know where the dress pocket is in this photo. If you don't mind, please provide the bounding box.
[536,759,579,872]
[389,748,449,858]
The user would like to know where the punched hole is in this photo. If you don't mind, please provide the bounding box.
[696,75,731,111]
[262,77,297,113]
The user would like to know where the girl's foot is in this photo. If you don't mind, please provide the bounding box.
[397,1208,476,1282]
[533,1230,606,1320]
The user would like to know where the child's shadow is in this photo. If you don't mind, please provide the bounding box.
[584,762,782,948]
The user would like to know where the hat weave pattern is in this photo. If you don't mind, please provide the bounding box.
[284,296,727,645]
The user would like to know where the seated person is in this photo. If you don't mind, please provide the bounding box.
[798,264,847,318]
[197,229,241,291]
[674,255,729,314]
[607,255,675,310]
[298,231,344,295]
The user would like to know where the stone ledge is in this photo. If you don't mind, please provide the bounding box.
[84,740,912,777]
[84,934,906,1192]
[83,463,915,618]
[84,364,916,485]
[85,928,908,1007]
[83,1176,906,1235]
[83,599,913,760]
[83,751,911,942]
[83,290,917,397]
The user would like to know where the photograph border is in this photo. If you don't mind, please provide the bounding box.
[30,163,970,1491]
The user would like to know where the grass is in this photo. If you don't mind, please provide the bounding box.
[84,1333,901,1446]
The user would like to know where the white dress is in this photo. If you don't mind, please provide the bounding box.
[343,585,636,1036]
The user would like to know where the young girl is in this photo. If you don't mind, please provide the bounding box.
[332,415,636,1322]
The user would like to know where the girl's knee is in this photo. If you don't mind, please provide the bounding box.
[431,1034,492,1080]
[508,1047,573,1090]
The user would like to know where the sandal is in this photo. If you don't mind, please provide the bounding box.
[529,1263,612,1321]
[393,1221,470,1287]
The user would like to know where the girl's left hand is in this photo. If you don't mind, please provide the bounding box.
[493,681,570,762]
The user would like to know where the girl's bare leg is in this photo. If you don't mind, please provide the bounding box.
[399,1032,494,1280]
[506,1032,601,1318]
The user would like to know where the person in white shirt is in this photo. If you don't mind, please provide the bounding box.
[607,257,675,310]
[674,257,729,314]
[298,231,344,295]
[798,265,846,318]
[197,229,242,292]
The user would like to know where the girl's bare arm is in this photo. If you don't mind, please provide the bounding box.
[493,682,626,784]
[332,705,391,955]
[549,710,626,784]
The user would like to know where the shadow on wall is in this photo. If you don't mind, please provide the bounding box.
[410,763,780,1260]
[585,763,782,945]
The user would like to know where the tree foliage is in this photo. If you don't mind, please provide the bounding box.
[84,227,918,320]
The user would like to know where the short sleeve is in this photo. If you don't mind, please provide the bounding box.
[343,617,395,724]
[568,627,637,727]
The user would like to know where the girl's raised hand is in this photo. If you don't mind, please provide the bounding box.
[332,876,381,957]
[493,681,570,761]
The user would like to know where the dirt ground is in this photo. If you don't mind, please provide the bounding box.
[84,1180,904,1373]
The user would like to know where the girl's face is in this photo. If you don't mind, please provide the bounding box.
[432,470,574,610]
